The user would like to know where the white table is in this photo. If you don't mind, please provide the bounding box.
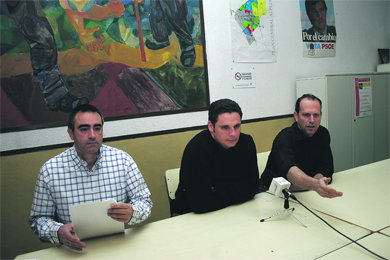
[17,160,390,260]
[318,232,390,259]
[379,226,390,237]
[293,159,390,232]
[16,192,369,260]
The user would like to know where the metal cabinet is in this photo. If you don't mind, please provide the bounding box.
[296,73,389,172]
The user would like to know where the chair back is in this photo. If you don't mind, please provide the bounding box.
[257,151,270,178]
[165,168,180,200]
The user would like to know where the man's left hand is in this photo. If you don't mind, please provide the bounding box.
[314,177,343,198]
[107,203,133,223]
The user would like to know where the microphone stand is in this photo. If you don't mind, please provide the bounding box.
[260,189,307,228]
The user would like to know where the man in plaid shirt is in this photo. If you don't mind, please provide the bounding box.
[29,104,153,251]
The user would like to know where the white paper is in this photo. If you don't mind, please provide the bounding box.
[69,199,124,240]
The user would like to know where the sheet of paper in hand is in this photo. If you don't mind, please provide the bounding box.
[69,198,124,240]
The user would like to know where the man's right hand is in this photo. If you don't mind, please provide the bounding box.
[58,224,86,251]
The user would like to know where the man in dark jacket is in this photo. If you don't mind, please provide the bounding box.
[173,99,259,214]
[260,94,343,198]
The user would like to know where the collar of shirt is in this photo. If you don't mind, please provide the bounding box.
[292,122,320,142]
[69,145,104,173]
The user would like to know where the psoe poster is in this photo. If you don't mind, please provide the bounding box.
[300,0,337,58]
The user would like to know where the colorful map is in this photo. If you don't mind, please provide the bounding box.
[234,0,267,44]
[231,0,275,62]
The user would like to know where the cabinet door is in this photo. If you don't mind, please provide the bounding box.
[373,74,390,160]
[352,75,374,168]
[327,76,353,172]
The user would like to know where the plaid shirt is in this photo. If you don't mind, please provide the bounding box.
[29,144,152,244]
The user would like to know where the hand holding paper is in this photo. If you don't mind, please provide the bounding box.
[107,202,133,223]
[69,199,124,240]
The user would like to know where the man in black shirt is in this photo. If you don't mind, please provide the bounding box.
[260,94,343,198]
[173,99,259,214]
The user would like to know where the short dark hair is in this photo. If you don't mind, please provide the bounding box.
[208,99,242,125]
[68,104,104,131]
[295,94,322,113]
[305,0,327,23]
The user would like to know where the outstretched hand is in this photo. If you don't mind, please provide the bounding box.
[58,224,86,251]
[314,177,343,198]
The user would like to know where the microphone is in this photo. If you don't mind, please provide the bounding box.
[268,177,297,200]
[268,177,291,197]
[282,188,297,200]
[262,178,308,227]
[282,188,291,198]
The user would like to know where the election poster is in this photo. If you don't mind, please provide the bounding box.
[300,0,337,58]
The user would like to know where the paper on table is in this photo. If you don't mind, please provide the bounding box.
[69,199,124,240]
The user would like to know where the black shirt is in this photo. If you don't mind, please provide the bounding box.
[260,122,334,189]
[173,130,259,214]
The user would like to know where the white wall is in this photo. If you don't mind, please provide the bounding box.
[1,0,389,152]
[204,0,390,119]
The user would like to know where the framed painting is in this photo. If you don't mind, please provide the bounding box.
[0,0,209,132]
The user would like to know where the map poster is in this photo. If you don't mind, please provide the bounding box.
[230,0,275,63]
[300,0,337,58]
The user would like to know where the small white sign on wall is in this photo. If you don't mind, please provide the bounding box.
[231,67,255,88]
